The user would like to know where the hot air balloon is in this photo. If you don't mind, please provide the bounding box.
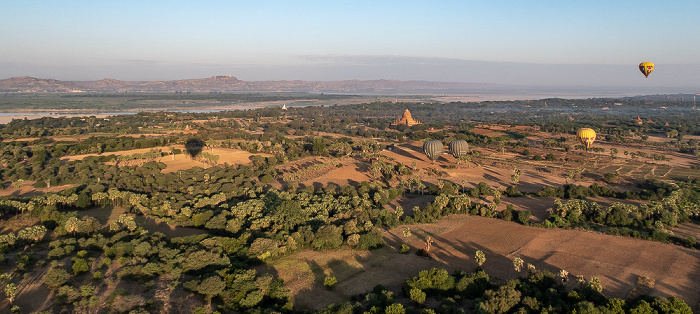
[639,62,654,78]
[448,140,469,158]
[423,140,444,162]
[577,128,596,151]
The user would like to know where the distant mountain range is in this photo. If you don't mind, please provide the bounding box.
[0,76,500,94]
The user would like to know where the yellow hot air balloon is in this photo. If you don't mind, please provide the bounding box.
[639,62,654,78]
[577,128,596,151]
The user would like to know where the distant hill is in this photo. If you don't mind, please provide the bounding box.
[0,76,499,94]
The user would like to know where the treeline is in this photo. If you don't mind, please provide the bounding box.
[319,267,692,313]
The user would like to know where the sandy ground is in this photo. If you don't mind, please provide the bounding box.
[0,182,74,198]
[266,215,700,311]
[59,145,269,173]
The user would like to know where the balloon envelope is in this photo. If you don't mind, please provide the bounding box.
[448,140,469,158]
[577,128,596,150]
[639,62,654,78]
[423,140,444,161]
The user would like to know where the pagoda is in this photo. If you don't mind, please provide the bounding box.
[391,109,422,126]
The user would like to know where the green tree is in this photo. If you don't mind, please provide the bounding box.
[44,267,71,290]
[196,276,226,304]
[476,280,522,314]
[72,257,90,275]
[384,303,405,314]
[312,138,328,156]
[312,225,344,250]
[610,147,619,158]
[409,287,426,304]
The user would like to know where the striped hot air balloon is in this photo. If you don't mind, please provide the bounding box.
[448,140,469,158]
[423,140,444,162]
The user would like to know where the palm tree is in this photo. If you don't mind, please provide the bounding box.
[475,250,486,267]
[64,217,79,234]
[395,206,404,219]
[513,257,524,273]
[4,283,17,304]
[559,269,569,284]
[527,263,536,274]
[168,145,175,160]
[588,276,602,292]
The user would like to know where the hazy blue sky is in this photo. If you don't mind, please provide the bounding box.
[2,1,699,89]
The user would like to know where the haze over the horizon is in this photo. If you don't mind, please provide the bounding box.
[2,1,699,91]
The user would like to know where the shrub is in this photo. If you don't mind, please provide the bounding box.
[260,174,274,184]
[500,205,514,221]
[312,225,344,250]
[357,229,385,250]
[403,268,455,294]
[455,270,491,298]
[517,210,531,224]
[651,230,669,242]
[44,267,71,290]
[505,185,523,197]
[324,276,337,289]
[400,244,411,254]
[33,180,47,188]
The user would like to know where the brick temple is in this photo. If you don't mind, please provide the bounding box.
[391,109,422,126]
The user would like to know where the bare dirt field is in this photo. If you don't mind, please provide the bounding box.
[59,145,268,173]
[265,215,700,311]
[380,143,572,192]
[0,182,74,198]
[158,147,270,173]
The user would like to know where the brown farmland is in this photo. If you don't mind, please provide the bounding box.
[266,215,700,311]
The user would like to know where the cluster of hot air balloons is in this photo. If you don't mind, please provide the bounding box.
[423,139,469,162]
[424,130,598,161]
[569,62,650,152]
